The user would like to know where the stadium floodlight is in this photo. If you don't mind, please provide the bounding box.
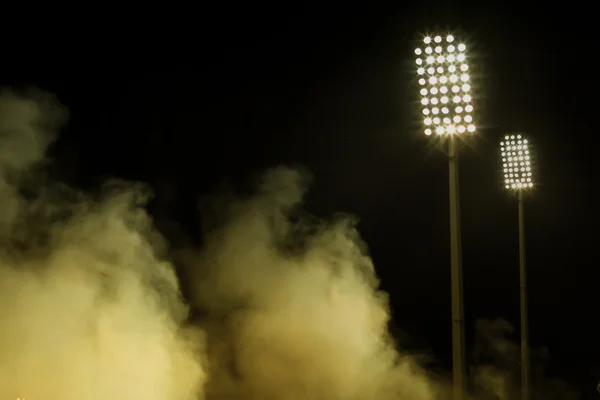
[501,134,533,190]
[500,133,534,400]
[414,33,475,400]
[415,35,476,137]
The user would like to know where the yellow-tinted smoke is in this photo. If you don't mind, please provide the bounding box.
[0,88,577,400]
[182,166,441,400]
[0,90,205,400]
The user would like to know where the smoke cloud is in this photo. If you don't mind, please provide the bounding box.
[0,88,578,400]
[471,319,580,400]
[0,88,65,235]
[179,166,445,400]
[0,90,205,400]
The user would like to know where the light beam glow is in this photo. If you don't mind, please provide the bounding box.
[501,134,534,190]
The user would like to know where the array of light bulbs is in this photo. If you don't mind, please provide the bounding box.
[501,134,533,189]
[415,35,475,136]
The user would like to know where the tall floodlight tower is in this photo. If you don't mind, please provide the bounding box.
[500,133,534,400]
[414,34,476,400]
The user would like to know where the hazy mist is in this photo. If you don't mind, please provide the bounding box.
[0,89,578,399]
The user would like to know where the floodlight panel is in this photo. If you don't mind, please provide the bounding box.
[500,134,534,190]
[415,34,475,136]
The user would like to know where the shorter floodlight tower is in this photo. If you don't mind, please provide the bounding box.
[500,133,533,400]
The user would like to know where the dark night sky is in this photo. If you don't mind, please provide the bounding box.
[2,2,599,394]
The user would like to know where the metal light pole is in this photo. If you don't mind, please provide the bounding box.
[448,134,466,400]
[500,134,533,400]
[414,34,476,400]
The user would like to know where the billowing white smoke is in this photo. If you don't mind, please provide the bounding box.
[0,90,206,400]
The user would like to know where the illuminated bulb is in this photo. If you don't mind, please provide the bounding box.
[457,125,466,133]
[462,84,470,92]
[436,126,445,134]
[440,86,448,93]
[457,54,466,62]
[433,117,440,124]
[443,117,451,124]
[424,117,432,125]
[446,35,454,42]
[439,76,448,84]
[463,94,471,102]
[448,65,456,72]
[452,85,460,93]
[453,116,461,123]
[427,56,435,64]
[420,88,428,96]
[465,105,473,112]
[460,64,469,71]
[437,66,444,73]
[441,96,448,103]
[425,47,433,54]
[434,35,442,43]
[425,128,432,135]
[419,78,426,85]
[448,45,455,52]
[427,67,435,74]
[422,108,429,115]
[435,46,442,53]
[430,97,438,105]
[424,37,431,44]
[450,75,458,83]
[442,107,449,114]
[453,95,461,103]
[461,74,469,82]
[437,55,445,63]
[447,125,456,134]
[429,77,437,84]
[418,67,425,75]
[430,87,438,94]
[447,55,455,62]
[458,43,466,51]
[421,98,428,105]
[415,48,422,55]
[467,124,475,132]
[464,115,472,123]
[416,58,422,65]
[432,107,439,114]
[455,106,463,113]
